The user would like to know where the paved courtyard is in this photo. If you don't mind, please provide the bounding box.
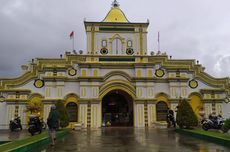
[0,130,30,142]
[35,127,229,152]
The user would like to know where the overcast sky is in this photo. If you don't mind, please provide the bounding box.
[0,0,230,78]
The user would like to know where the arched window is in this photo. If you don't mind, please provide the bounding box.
[112,38,122,54]
[66,102,78,122]
[156,101,168,121]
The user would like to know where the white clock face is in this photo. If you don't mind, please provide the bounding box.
[155,69,164,77]
[68,69,77,76]
[189,79,198,89]
[34,79,44,88]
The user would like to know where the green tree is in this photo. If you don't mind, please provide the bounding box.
[55,100,70,128]
[26,100,43,114]
[176,98,198,129]
[222,118,230,133]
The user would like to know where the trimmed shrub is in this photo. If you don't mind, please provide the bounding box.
[222,118,230,133]
[55,100,70,128]
[176,99,198,129]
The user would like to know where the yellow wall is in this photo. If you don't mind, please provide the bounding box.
[137,70,141,77]
[156,95,169,106]
[26,95,44,123]
[65,96,78,106]
[189,95,203,118]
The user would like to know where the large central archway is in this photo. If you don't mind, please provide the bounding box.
[102,89,133,127]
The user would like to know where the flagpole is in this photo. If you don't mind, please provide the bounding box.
[72,32,75,51]
[70,31,75,51]
[158,31,160,52]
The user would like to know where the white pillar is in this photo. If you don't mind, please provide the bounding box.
[0,102,7,129]
[79,104,88,128]
[6,104,15,129]
[148,104,156,127]
[223,102,230,119]
[44,104,52,122]
[91,103,101,128]
[204,103,212,118]
[18,104,27,128]
[135,103,145,127]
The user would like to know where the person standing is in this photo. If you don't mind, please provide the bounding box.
[47,105,59,146]
[167,108,176,128]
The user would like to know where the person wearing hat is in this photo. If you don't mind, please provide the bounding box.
[47,105,59,146]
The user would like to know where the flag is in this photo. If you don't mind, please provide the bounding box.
[158,31,160,43]
[70,31,74,39]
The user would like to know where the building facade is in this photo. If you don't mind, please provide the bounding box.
[0,1,230,129]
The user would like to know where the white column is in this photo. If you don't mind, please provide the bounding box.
[215,103,223,115]
[79,104,88,128]
[18,105,27,128]
[6,105,15,129]
[98,102,101,127]
[91,104,100,128]
[0,102,7,129]
[135,103,145,127]
[223,102,230,118]
[204,103,212,118]
[148,104,156,127]
[44,104,52,122]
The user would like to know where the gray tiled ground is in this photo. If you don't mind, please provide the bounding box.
[0,130,35,142]
[38,128,230,152]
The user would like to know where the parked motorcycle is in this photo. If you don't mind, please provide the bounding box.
[40,118,47,130]
[28,115,42,136]
[201,115,224,131]
[9,116,22,131]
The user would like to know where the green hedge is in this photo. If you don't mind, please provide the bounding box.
[176,128,230,146]
[176,99,198,128]
[0,129,69,152]
[222,118,230,133]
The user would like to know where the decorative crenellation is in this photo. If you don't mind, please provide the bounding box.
[87,102,91,127]
[144,102,148,127]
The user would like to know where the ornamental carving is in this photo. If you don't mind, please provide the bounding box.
[126,48,134,55]
[189,79,198,89]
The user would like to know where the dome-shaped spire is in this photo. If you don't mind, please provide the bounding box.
[102,0,129,23]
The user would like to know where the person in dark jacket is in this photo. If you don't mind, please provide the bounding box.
[166,108,176,128]
[47,105,59,146]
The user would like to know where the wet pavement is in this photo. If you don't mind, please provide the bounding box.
[0,130,31,142]
[34,127,230,152]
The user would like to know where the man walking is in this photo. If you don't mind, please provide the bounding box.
[47,105,59,146]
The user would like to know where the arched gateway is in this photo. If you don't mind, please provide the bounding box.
[102,89,133,127]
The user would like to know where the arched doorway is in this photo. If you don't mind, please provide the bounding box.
[156,101,168,121]
[66,102,78,122]
[189,93,203,119]
[102,90,133,126]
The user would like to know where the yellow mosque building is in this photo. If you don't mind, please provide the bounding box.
[0,0,230,129]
